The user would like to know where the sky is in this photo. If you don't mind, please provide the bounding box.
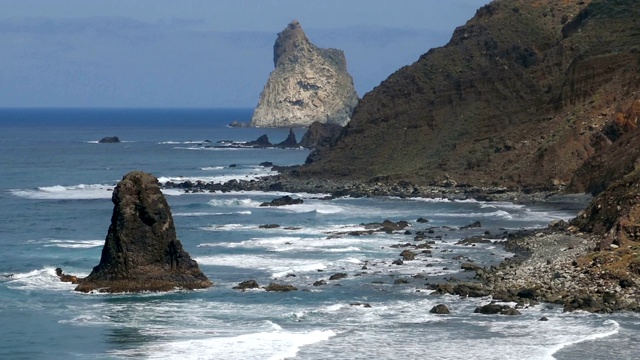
[0,0,490,108]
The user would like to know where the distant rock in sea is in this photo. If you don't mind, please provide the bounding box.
[98,136,120,143]
[250,20,359,128]
[75,171,212,293]
[275,128,298,147]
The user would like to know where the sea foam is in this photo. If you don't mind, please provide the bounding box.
[120,328,336,360]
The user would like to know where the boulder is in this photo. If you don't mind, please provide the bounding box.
[74,171,212,293]
[233,280,260,291]
[329,273,347,281]
[264,283,298,292]
[56,268,80,284]
[250,20,358,127]
[400,249,417,261]
[313,280,327,286]
[430,304,450,314]
[98,136,120,143]
[461,262,482,272]
[260,195,304,207]
[474,303,521,315]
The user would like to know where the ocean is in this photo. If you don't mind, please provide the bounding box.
[0,108,638,360]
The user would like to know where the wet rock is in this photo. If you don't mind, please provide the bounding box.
[329,273,347,281]
[461,221,482,230]
[430,304,450,314]
[313,280,327,286]
[416,217,430,223]
[265,283,298,292]
[259,224,281,229]
[394,278,409,285]
[400,249,417,261]
[539,316,549,321]
[260,195,304,207]
[474,303,519,315]
[233,280,260,291]
[456,236,492,245]
[350,302,372,308]
[460,262,482,272]
[56,268,80,284]
[392,259,404,266]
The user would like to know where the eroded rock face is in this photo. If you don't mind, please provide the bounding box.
[250,20,359,128]
[75,171,212,293]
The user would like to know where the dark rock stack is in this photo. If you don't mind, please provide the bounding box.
[98,136,120,143]
[246,135,273,148]
[275,129,298,147]
[75,171,212,293]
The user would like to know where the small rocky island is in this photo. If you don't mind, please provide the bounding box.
[74,171,212,293]
[98,136,120,143]
[250,20,359,127]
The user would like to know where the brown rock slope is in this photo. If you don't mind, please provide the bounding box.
[75,171,212,293]
[568,99,640,195]
[301,0,640,191]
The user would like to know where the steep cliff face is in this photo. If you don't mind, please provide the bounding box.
[301,0,640,190]
[250,20,359,128]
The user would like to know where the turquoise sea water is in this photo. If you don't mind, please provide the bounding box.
[0,108,639,359]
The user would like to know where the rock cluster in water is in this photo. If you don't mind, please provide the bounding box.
[75,171,212,293]
[250,20,358,127]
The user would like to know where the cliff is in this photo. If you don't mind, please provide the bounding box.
[250,20,359,128]
[300,0,640,191]
[75,171,212,293]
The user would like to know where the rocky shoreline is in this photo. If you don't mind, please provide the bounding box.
[483,226,640,312]
[163,170,560,203]
[161,170,640,313]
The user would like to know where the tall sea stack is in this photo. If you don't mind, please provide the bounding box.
[75,171,212,293]
[250,20,359,128]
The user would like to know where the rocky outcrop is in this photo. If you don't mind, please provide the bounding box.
[75,171,212,293]
[568,99,640,195]
[299,121,343,149]
[300,121,344,163]
[275,129,298,147]
[300,0,640,192]
[573,169,640,244]
[250,20,359,128]
[99,136,120,143]
[259,195,303,207]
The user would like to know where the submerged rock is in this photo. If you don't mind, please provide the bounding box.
[75,171,212,293]
[250,20,358,127]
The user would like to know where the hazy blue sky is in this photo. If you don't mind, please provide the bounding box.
[0,0,490,108]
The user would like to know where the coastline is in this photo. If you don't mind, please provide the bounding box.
[163,170,563,203]
[163,171,639,313]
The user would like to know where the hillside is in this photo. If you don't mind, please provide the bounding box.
[300,0,640,191]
